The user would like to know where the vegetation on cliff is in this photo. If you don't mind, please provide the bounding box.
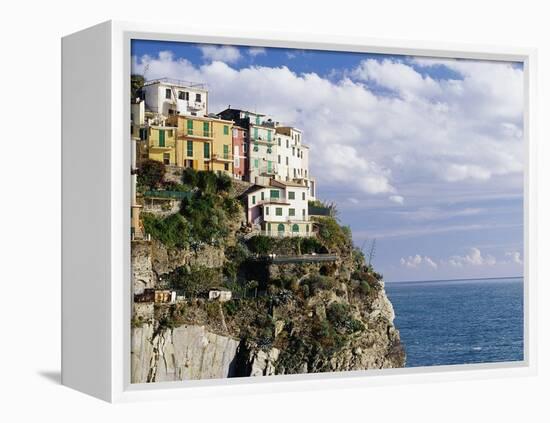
[134,168,404,376]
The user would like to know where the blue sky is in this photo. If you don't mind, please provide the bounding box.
[132,40,524,282]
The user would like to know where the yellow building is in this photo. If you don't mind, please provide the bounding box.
[167,115,234,175]
[147,125,177,165]
[210,119,234,175]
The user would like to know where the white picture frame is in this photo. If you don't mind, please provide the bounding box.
[61,20,537,403]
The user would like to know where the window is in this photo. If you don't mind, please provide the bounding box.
[286,157,289,165]
[267,161,273,173]
[286,139,289,148]
[270,190,280,199]
[255,115,260,125]
[184,159,193,169]
[289,208,295,217]
[158,130,165,147]
[178,91,189,100]
[224,163,229,171]
[267,130,272,142]
[187,119,193,134]
[278,155,281,164]
[276,208,283,216]
[302,192,306,200]
[165,88,171,99]
[244,143,248,153]
[163,153,170,165]
[292,147,295,156]
[292,224,299,233]
[139,128,147,141]
[288,191,295,200]
[223,144,229,159]
[195,93,202,102]
[265,206,269,215]
[203,122,209,136]
[278,138,281,146]
[223,125,229,135]
[306,224,309,233]
[254,159,259,168]
[302,209,305,217]
[267,222,271,232]
[203,142,210,159]
[277,223,285,233]
[187,140,193,157]
[253,127,258,140]
[167,130,173,137]
[252,195,256,205]
[261,192,265,201]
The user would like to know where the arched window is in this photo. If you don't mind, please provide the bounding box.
[292,224,299,233]
[277,223,285,234]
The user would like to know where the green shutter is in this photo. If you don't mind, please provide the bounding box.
[159,130,165,147]
[288,191,295,200]
[254,159,259,168]
[223,125,229,135]
[261,192,265,201]
[187,140,193,157]
[204,142,210,159]
[270,190,280,199]
[253,127,258,140]
[223,144,229,159]
[289,208,295,217]
[203,122,209,136]
[267,130,272,142]
[252,195,256,205]
[267,161,272,173]
[256,116,260,124]
[187,119,193,134]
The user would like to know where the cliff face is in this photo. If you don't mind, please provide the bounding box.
[131,278,404,383]
[131,179,405,383]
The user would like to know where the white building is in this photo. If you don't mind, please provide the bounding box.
[274,126,316,200]
[142,78,208,118]
[246,180,312,237]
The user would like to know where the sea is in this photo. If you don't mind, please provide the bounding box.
[385,277,524,368]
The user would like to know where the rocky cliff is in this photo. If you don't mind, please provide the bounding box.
[131,170,405,383]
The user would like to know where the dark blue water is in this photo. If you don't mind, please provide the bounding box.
[385,277,524,367]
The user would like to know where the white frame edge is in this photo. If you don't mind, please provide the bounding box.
[62,20,538,403]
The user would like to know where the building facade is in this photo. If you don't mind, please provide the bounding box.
[274,126,316,200]
[246,180,311,237]
[142,78,208,118]
[232,126,248,180]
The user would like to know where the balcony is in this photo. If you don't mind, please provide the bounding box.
[179,130,213,139]
[212,153,233,162]
[149,143,173,150]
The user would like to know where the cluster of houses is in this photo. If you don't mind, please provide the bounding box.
[131,77,326,239]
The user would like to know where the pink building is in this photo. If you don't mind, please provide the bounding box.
[232,126,248,180]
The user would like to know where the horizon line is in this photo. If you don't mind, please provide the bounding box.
[385,275,523,284]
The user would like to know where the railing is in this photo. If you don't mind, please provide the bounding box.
[143,190,192,200]
[212,153,233,162]
[308,205,333,217]
[258,230,311,238]
[144,77,207,89]
[183,130,213,138]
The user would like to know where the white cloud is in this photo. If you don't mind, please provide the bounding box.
[348,197,360,204]
[400,254,438,269]
[248,47,266,57]
[396,207,484,222]
[448,247,496,267]
[132,51,524,202]
[198,45,242,63]
[389,195,404,205]
[505,251,523,265]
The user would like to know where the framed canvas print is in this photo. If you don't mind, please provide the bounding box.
[61,21,537,402]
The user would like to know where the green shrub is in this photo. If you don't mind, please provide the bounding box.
[142,213,190,249]
[138,159,165,190]
[164,265,222,297]
[181,168,198,187]
[326,303,364,334]
[216,173,232,193]
[247,235,276,255]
